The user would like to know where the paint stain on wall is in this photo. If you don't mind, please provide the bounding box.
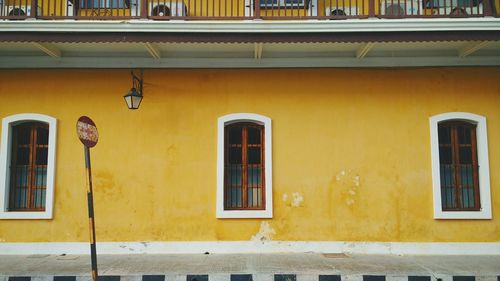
[93,170,120,198]
[251,221,276,242]
[164,144,177,177]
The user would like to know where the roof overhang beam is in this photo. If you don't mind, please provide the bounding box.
[459,41,491,57]
[32,42,61,58]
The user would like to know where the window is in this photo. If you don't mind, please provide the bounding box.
[0,114,57,219]
[244,0,317,16]
[8,122,49,211]
[259,0,309,8]
[225,122,265,210]
[80,0,129,9]
[430,112,491,219]
[217,113,272,218]
[438,121,479,211]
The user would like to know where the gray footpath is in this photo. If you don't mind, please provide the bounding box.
[0,254,499,281]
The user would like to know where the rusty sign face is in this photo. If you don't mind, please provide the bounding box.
[77,116,99,148]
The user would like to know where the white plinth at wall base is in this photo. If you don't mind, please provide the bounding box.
[0,241,499,255]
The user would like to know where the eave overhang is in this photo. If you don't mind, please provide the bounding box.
[0,18,499,68]
[1,30,500,43]
[1,19,500,42]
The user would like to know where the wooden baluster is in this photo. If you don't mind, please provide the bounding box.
[30,0,38,18]
[255,0,260,17]
[483,0,492,16]
[369,0,375,16]
[140,0,147,17]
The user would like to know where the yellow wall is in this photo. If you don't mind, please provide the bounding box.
[0,67,499,243]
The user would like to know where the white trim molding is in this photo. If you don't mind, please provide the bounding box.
[0,18,499,33]
[429,112,492,219]
[216,113,272,219]
[0,113,57,219]
[0,241,499,255]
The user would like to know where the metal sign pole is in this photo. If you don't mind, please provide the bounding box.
[85,146,99,281]
[77,116,100,281]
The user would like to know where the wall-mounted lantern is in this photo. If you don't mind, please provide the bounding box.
[123,70,144,110]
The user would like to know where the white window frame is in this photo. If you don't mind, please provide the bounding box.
[429,112,492,219]
[0,113,57,219]
[217,113,272,219]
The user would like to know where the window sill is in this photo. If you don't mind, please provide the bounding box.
[217,209,272,219]
[0,211,52,219]
[434,209,492,220]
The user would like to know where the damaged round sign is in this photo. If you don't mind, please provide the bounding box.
[77,116,99,148]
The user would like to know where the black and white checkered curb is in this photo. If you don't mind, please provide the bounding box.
[2,274,499,281]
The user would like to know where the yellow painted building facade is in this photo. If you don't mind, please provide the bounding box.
[0,67,498,244]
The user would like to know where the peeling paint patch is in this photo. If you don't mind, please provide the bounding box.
[336,170,346,181]
[291,192,304,207]
[251,221,276,242]
[353,175,360,187]
[119,243,138,252]
[282,192,304,207]
[334,169,361,207]
[282,193,288,202]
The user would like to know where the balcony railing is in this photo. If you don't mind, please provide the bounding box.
[0,0,496,20]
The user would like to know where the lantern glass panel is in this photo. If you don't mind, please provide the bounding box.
[124,89,143,109]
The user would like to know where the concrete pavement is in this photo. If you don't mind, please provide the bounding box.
[0,253,499,279]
